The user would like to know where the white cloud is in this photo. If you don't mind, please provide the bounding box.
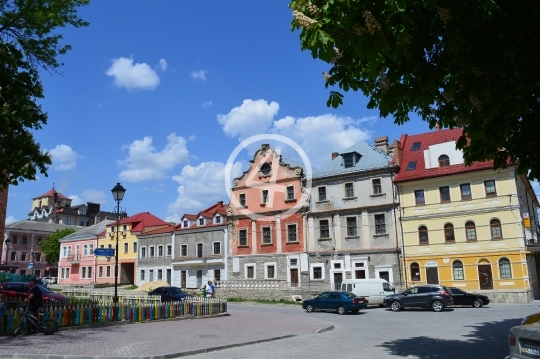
[5,215,17,225]
[202,101,213,108]
[190,70,207,82]
[68,195,83,205]
[118,133,189,182]
[217,99,280,140]
[106,57,160,91]
[81,189,108,205]
[188,135,197,141]
[48,144,78,171]
[158,58,168,71]
[167,161,242,215]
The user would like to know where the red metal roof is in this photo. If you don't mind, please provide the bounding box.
[177,202,228,229]
[394,128,496,183]
[33,189,69,200]
[115,212,168,232]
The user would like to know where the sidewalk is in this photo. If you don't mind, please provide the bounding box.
[0,311,333,359]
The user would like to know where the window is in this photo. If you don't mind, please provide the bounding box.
[183,220,188,227]
[287,224,297,242]
[290,258,298,266]
[167,245,172,256]
[79,220,85,226]
[260,163,271,175]
[65,217,72,225]
[343,153,354,168]
[344,182,354,197]
[444,223,455,242]
[346,217,357,237]
[490,219,502,239]
[80,209,87,215]
[37,236,43,244]
[375,214,386,234]
[140,270,145,281]
[319,220,330,238]
[83,244,88,256]
[318,187,327,201]
[106,266,111,277]
[158,245,163,257]
[239,230,248,246]
[287,186,295,200]
[89,244,94,254]
[484,180,496,196]
[214,269,221,281]
[262,227,271,244]
[418,226,429,244]
[499,258,512,279]
[410,263,421,281]
[141,247,146,258]
[21,252,26,261]
[313,267,322,279]
[215,216,221,224]
[262,190,269,204]
[460,183,472,200]
[267,265,276,279]
[12,235,17,244]
[372,179,382,194]
[199,218,204,225]
[99,266,103,278]
[22,235,27,245]
[34,270,41,277]
[10,252,15,260]
[411,142,421,151]
[438,154,450,167]
[149,246,155,257]
[465,221,477,241]
[213,242,221,255]
[124,243,128,253]
[133,242,137,253]
[415,190,425,205]
[34,252,41,261]
[158,270,163,280]
[453,261,464,280]
[197,243,203,257]
[439,186,451,202]
[239,193,246,207]
[246,265,255,279]
[181,244,188,256]
[407,161,417,170]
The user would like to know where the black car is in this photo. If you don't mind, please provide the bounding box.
[148,286,192,301]
[302,291,368,315]
[449,287,490,308]
[384,284,453,312]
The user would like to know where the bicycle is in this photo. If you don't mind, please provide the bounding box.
[12,307,59,336]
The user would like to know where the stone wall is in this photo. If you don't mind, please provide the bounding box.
[485,289,535,304]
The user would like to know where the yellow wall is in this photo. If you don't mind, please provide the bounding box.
[97,223,138,261]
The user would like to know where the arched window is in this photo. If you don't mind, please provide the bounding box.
[465,221,477,241]
[438,155,450,167]
[444,223,455,242]
[453,260,464,280]
[418,226,429,245]
[490,219,502,239]
[410,263,420,281]
[499,258,512,279]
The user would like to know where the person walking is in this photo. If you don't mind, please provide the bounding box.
[210,281,215,298]
[206,281,213,298]
[24,278,42,334]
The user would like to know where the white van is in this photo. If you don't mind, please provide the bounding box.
[340,279,395,306]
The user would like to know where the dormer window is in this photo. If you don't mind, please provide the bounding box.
[215,216,221,224]
[411,142,421,151]
[260,163,271,175]
[438,155,450,167]
[183,220,188,228]
[407,161,417,170]
[79,209,87,215]
[343,153,354,168]
[199,218,204,226]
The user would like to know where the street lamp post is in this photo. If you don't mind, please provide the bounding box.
[4,238,10,265]
[111,182,126,314]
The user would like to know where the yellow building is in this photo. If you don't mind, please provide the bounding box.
[394,128,539,303]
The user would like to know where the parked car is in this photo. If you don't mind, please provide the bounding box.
[35,278,49,289]
[505,313,540,358]
[384,284,453,312]
[302,291,368,315]
[449,287,490,308]
[42,277,57,285]
[148,286,192,301]
[340,279,395,306]
[0,282,67,305]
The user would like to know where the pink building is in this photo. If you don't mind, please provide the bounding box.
[58,220,112,285]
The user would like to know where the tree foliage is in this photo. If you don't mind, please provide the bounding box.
[39,227,75,265]
[290,0,540,179]
[0,0,89,190]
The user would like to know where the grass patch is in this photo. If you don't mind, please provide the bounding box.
[227,297,302,305]
[124,285,138,290]
[48,287,62,292]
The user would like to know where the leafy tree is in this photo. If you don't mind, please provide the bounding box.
[290,0,540,179]
[40,227,75,265]
[0,0,89,190]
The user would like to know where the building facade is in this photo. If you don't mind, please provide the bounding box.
[307,138,401,291]
[0,185,8,267]
[395,128,540,303]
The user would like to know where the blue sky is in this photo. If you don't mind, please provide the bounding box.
[6,1,467,223]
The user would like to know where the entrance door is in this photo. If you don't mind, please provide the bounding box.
[290,269,299,287]
[426,267,439,284]
[478,264,493,289]
[181,270,187,288]
[166,269,171,285]
[196,270,203,288]
[333,272,343,290]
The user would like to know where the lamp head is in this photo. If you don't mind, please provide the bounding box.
[111,182,126,202]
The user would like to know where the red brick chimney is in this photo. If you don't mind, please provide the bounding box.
[331,152,339,160]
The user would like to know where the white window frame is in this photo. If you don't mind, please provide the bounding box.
[261,189,270,204]
[372,177,383,195]
[83,244,88,256]
[133,242,137,253]
[286,223,298,243]
[198,218,205,226]
[214,215,221,224]
[213,241,221,255]
[140,246,147,259]
[140,269,146,281]
[158,245,164,257]
[244,263,257,279]
[330,259,345,289]
[310,263,325,281]
[264,262,277,279]
[183,220,189,228]
[317,186,327,202]
[149,246,155,258]
[166,244,172,257]
[181,244,188,257]
[239,192,247,207]
[261,225,273,245]
[352,259,369,279]
[106,265,111,278]
[286,185,295,201]
[98,266,104,278]
[124,242,129,254]
[287,254,301,288]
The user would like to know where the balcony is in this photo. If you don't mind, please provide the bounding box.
[66,254,80,264]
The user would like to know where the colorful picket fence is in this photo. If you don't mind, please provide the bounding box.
[0,298,227,335]
[61,289,161,304]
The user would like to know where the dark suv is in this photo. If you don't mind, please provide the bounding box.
[384,284,453,312]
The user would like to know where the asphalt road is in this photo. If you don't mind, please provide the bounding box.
[183,302,540,359]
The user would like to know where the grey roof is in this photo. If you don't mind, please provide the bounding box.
[5,220,85,234]
[59,220,114,242]
[280,157,317,175]
[313,140,395,179]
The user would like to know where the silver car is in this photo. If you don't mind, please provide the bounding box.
[506,313,540,358]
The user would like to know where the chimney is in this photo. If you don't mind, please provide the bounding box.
[331,152,339,160]
[392,140,403,165]
[218,201,224,206]
[374,136,389,154]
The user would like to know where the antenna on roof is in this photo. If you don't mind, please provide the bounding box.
[52,182,55,189]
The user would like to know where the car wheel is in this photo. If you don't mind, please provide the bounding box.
[351,309,359,314]
[473,299,483,308]
[337,306,347,315]
[306,304,314,313]
[390,301,402,312]
[432,300,444,312]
